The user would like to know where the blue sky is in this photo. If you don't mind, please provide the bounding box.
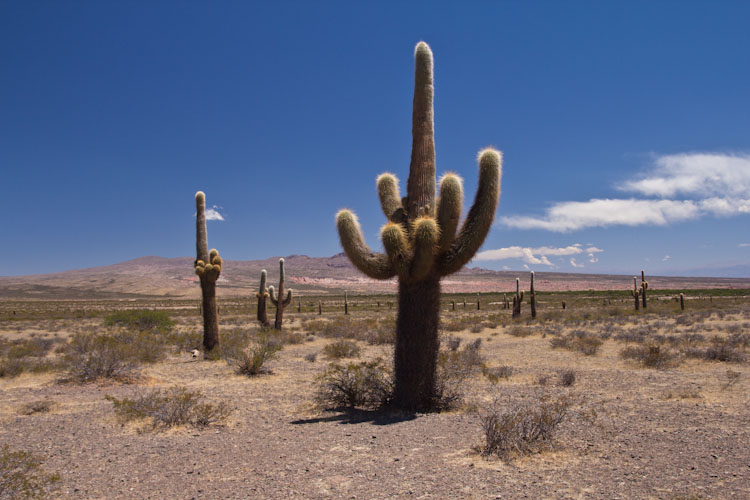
[2,1,749,277]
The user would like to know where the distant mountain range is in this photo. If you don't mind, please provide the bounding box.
[1,254,749,300]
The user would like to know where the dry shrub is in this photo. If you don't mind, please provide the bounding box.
[105,386,232,431]
[104,309,175,333]
[435,339,484,409]
[222,333,281,376]
[507,326,534,338]
[478,393,573,462]
[17,400,53,416]
[303,317,395,345]
[304,352,317,363]
[620,344,680,369]
[314,360,393,410]
[63,333,140,383]
[550,331,602,356]
[322,340,361,360]
[483,365,513,384]
[559,369,576,387]
[0,445,60,499]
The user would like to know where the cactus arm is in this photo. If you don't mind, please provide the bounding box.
[409,217,439,282]
[406,42,436,220]
[336,209,396,279]
[283,289,293,306]
[377,173,407,223]
[437,149,502,276]
[268,286,278,306]
[381,222,411,278]
[195,191,209,264]
[436,173,463,252]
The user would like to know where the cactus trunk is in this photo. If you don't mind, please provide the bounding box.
[641,270,648,309]
[269,258,293,330]
[530,271,537,319]
[194,191,221,353]
[256,270,270,327]
[680,293,685,311]
[394,273,441,410]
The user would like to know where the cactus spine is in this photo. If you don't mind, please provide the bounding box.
[335,42,501,411]
[268,258,293,330]
[641,269,648,309]
[512,278,524,318]
[680,293,685,311]
[194,191,221,352]
[256,269,270,327]
[632,276,641,311]
[530,271,537,319]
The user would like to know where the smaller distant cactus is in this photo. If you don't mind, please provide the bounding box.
[476,293,480,310]
[344,291,349,315]
[298,300,301,313]
[561,301,566,310]
[512,278,524,318]
[641,270,649,309]
[318,301,322,315]
[680,293,685,311]
[269,258,293,330]
[255,270,270,327]
[632,276,641,311]
[451,300,455,311]
[530,271,537,319]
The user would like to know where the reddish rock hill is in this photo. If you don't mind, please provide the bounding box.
[1,254,748,299]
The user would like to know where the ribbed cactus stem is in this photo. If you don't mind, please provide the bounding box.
[269,258,293,330]
[632,276,640,311]
[641,269,648,309]
[680,293,685,311]
[194,191,220,352]
[530,271,537,319]
[333,42,502,411]
[256,269,270,327]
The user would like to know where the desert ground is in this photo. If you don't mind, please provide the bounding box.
[1,290,748,499]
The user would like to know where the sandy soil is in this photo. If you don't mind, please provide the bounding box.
[1,304,749,500]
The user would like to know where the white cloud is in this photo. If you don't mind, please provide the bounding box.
[569,258,583,268]
[740,243,750,248]
[502,153,750,232]
[588,253,599,263]
[522,264,530,270]
[662,255,671,261]
[475,244,598,267]
[621,153,750,198]
[205,205,225,221]
[501,199,699,232]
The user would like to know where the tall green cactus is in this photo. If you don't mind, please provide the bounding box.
[194,191,222,352]
[335,42,501,411]
[530,271,537,319]
[679,292,685,311]
[641,269,648,309]
[512,277,524,318]
[256,269,270,327]
[344,291,349,315]
[632,276,641,311]
[269,258,293,330]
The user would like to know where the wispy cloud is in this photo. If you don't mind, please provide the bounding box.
[501,153,750,232]
[205,205,225,221]
[662,255,671,261]
[569,257,583,268]
[475,243,602,267]
[740,243,750,247]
